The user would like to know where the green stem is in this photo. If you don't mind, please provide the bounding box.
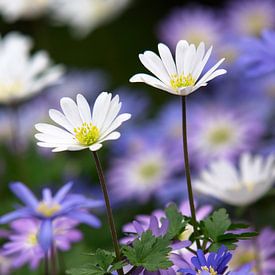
[44,252,49,275]
[181,96,201,249]
[50,244,58,275]
[92,152,124,275]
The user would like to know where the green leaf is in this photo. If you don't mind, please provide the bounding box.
[165,203,189,239]
[202,208,231,242]
[66,249,125,275]
[208,242,237,252]
[228,223,250,230]
[123,230,172,271]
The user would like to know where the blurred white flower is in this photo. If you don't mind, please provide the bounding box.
[35,92,131,152]
[194,153,275,206]
[50,0,131,36]
[0,0,49,21]
[130,40,226,96]
[0,32,64,104]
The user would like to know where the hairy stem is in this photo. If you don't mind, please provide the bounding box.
[92,151,124,275]
[181,96,201,249]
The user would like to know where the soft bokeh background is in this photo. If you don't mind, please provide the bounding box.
[1,0,275,274]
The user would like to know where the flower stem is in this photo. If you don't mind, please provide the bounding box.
[181,96,201,249]
[44,252,49,275]
[92,152,124,275]
[50,244,57,275]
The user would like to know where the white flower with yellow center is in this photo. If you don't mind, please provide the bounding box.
[130,40,226,96]
[0,32,64,104]
[35,92,131,152]
[194,153,275,206]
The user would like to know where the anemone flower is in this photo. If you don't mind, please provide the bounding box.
[178,245,232,275]
[0,182,102,251]
[130,40,226,96]
[194,153,275,206]
[35,92,131,152]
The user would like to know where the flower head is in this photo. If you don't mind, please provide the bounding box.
[0,32,63,104]
[158,7,222,48]
[2,217,82,270]
[179,245,232,275]
[226,0,275,37]
[35,92,131,152]
[0,182,102,251]
[229,228,275,274]
[130,40,226,96]
[195,153,275,206]
[108,142,181,203]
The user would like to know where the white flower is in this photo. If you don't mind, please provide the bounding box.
[0,0,49,21]
[50,0,131,36]
[0,32,64,104]
[35,92,131,152]
[130,40,226,96]
[194,153,275,206]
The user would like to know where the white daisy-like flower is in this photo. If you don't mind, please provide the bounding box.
[50,0,131,36]
[194,153,275,206]
[0,0,49,21]
[35,92,131,152]
[0,32,64,104]
[130,40,226,96]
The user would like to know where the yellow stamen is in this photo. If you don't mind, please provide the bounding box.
[198,266,217,275]
[74,122,100,146]
[36,202,61,217]
[207,127,231,146]
[170,74,195,91]
[27,233,38,245]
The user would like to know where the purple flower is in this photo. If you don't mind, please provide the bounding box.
[0,182,102,251]
[158,6,222,49]
[178,245,232,275]
[108,139,182,203]
[239,30,275,77]
[226,0,275,37]
[228,228,275,274]
[2,217,82,270]
[229,265,254,275]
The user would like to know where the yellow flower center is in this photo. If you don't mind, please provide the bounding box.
[207,127,232,146]
[27,233,38,246]
[170,74,195,91]
[0,81,23,99]
[36,202,61,217]
[74,122,100,146]
[198,266,217,275]
[229,248,256,270]
[139,163,160,180]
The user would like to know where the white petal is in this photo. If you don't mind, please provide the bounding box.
[100,131,121,142]
[100,95,121,133]
[190,42,205,75]
[175,40,189,75]
[158,43,177,76]
[89,143,103,151]
[183,44,196,75]
[199,69,227,83]
[60,97,83,128]
[35,133,74,144]
[196,58,225,87]
[49,109,74,133]
[92,92,112,130]
[76,94,92,123]
[52,147,69,152]
[130,74,175,94]
[35,123,73,139]
[140,51,170,84]
[66,145,87,151]
[100,113,131,139]
[192,46,213,81]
